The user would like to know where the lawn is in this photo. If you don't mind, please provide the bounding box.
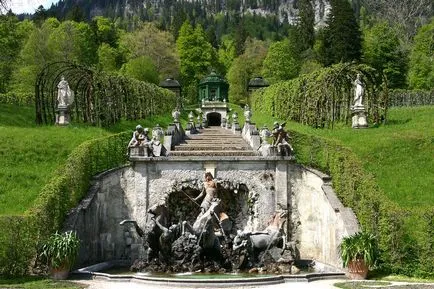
[0,276,85,289]
[0,103,174,215]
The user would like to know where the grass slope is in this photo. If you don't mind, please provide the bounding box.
[252,106,434,208]
[0,104,174,215]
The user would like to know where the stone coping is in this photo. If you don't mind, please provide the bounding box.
[73,261,346,287]
[130,155,296,162]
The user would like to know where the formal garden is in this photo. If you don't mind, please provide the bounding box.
[0,0,433,287]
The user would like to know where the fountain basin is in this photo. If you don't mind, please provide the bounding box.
[73,260,346,287]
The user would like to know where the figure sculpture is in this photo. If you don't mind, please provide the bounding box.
[57,76,73,107]
[353,73,364,107]
[172,108,181,122]
[194,172,218,215]
[244,105,252,123]
[272,122,293,156]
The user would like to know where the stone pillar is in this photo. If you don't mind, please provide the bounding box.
[275,161,289,210]
[56,105,70,126]
[351,106,368,129]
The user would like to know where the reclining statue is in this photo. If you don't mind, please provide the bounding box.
[233,211,287,253]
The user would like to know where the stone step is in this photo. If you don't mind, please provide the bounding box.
[169,150,258,157]
[187,134,242,139]
[184,138,246,145]
[174,145,252,151]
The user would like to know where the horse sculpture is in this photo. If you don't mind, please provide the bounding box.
[120,203,170,262]
[182,198,222,251]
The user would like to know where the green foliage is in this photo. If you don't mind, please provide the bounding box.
[389,89,433,107]
[119,22,179,81]
[39,231,80,269]
[339,231,378,268]
[362,22,408,89]
[407,19,434,90]
[120,56,159,84]
[251,63,387,127]
[227,38,268,105]
[97,43,118,72]
[0,216,36,276]
[296,0,315,52]
[0,15,28,93]
[319,0,362,66]
[176,21,215,104]
[262,39,300,84]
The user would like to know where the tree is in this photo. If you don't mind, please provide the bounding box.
[262,39,300,84]
[363,21,408,89]
[296,0,315,52]
[97,43,118,72]
[407,18,434,90]
[361,0,433,45]
[0,14,21,92]
[217,35,237,74]
[227,38,268,105]
[176,21,215,104]
[119,22,179,81]
[120,56,159,84]
[320,0,362,66]
[11,18,58,96]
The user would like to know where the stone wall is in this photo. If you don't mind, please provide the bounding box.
[66,160,358,269]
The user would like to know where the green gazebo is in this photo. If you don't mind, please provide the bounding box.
[198,72,229,102]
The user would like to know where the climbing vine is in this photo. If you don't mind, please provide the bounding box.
[35,61,175,127]
[251,63,388,128]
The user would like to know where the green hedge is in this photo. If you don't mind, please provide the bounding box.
[389,89,433,107]
[0,92,34,106]
[291,130,433,278]
[251,63,388,128]
[0,132,130,276]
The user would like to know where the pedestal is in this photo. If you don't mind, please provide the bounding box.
[351,106,368,129]
[55,105,70,126]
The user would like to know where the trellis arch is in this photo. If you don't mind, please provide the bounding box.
[35,62,176,126]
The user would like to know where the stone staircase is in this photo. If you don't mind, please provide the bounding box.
[170,126,258,157]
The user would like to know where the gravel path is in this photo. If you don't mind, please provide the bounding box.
[71,278,434,289]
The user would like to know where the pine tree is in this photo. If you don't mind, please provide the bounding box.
[296,0,315,52]
[321,0,362,66]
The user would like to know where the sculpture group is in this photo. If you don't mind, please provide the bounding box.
[121,172,294,274]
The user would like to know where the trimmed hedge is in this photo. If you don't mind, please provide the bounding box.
[389,89,434,107]
[0,132,130,276]
[291,130,433,278]
[0,92,34,106]
[251,63,388,128]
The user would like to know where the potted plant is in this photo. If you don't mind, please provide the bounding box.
[40,231,80,280]
[339,231,377,279]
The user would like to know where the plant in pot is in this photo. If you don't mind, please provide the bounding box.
[40,231,80,280]
[339,231,378,280]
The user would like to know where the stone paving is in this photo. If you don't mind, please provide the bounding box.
[72,278,434,289]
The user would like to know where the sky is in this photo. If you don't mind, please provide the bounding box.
[7,0,57,14]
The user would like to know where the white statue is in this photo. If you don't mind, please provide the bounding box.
[57,76,73,107]
[172,108,180,122]
[353,73,364,107]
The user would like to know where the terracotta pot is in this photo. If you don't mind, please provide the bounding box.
[50,266,70,280]
[347,259,368,280]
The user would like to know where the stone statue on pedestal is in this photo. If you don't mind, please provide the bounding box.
[57,76,73,107]
[351,73,368,129]
[353,73,364,107]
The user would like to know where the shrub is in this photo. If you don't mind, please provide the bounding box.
[388,89,433,107]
